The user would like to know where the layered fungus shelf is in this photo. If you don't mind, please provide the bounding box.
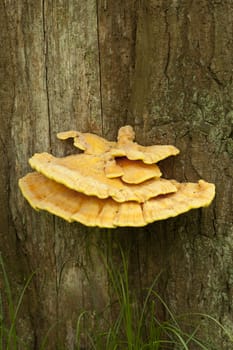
[19,126,215,228]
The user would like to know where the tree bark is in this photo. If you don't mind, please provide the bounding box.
[0,0,233,349]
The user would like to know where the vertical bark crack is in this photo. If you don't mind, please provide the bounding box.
[42,0,52,151]
[207,65,223,87]
[96,0,104,136]
[42,1,59,339]
[164,9,171,85]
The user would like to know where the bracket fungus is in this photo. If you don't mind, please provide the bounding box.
[19,125,215,228]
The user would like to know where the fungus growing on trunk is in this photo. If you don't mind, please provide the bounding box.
[19,125,215,228]
[105,158,162,184]
[57,125,180,163]
[29,152,176,202]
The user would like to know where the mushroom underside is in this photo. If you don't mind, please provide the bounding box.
[19,172,215,228]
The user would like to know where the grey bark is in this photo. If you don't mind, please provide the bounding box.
[0,0,233,349]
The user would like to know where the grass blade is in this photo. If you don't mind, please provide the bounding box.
[0,253,17,349]
[6,270,35,350]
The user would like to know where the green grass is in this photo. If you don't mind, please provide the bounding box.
[0,249,232,349]
[75,248,230,350]
[0,253,35,350]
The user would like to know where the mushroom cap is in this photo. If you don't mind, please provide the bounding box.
[110,144,180,164]
[57,130,80,140]
[105,158,162,184]
[57,125,180,164]
[57,131,115,155]
[29,152,177,203]
[19,173,215,228]
[142,180,215,223]
[117,125,135,142]
[104,158,124,178]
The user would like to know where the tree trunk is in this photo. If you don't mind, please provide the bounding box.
[1,0,233,349]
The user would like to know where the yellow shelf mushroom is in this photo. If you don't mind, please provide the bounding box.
[29,152,176,203]
[19,125,215,228]
[105,158,162,184]
[57,125,180,164]
[19,173,215,228]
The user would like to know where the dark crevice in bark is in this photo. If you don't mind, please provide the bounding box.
[53,218,59,313]
[42,0,52,152]
[164,9,171,85]
[207,65,224,87]
[0,3,15,238]
[96,0,104,136]
[42,2,59,342]
[212,203,218,237]
[130,2,138,73]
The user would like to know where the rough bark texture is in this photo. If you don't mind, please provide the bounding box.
[0,0,233,349]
